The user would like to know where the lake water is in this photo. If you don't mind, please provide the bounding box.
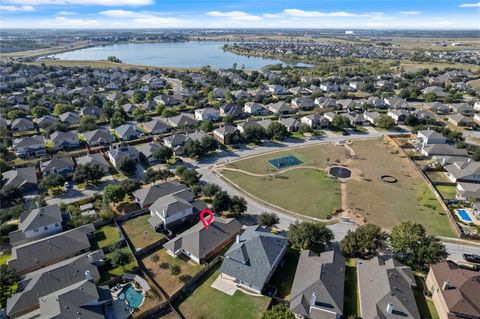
[51,41,285,69]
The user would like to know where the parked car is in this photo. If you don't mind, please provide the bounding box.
[463,253,480,264]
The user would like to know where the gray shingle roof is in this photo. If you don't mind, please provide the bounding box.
[40,157,75,173]
[84,129,115,145]
[1,166,37,189]
[220,225,288,291]
[290,250,346,318]
[132,181,187,208]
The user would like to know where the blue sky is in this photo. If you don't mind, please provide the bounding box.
[0,0,479,29]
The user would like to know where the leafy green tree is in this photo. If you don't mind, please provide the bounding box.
[109,111,125,128]
[175,166,201,186]
[73,163,105,184]
[131,92,145,104]
[110,250,130,268]
[262,304,295,319]
[0,264,18,307]
[0,159,10,174]
[107,56,122,63]
[143,168,162,184]
[117,157,137,176]
[170,264,181,276]
[340,224,388,259]
[0,185,22,205]
[79,115,97,132]
[157,169,174,182]
[7,109,27,120]
[38,173,65,194]
[153,145,173,163]
[244,126,266,144]
[374,114,396,130]
[212,191,231,213]
[202,183,220,197]
[258,212,280,227]
[183,140,206,158]
[53,103,73,116]
[120,178,142,193]
[288,221,334,253]
[331,115,350,131]
[201,120,214,132]
[200,135,218,152]
[267,122,289,140]
[103,184,126,203]
[391,221,448,271]
[423,92,437,102]
[31,106,49,118]
[229,196,247,216]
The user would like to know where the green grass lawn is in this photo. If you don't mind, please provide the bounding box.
[344,259,360,318]
[222,169,341,219]
[178,268,271,319]
[0,252,11,265]
[425,171,452,183]
[90,225,121,250]
[268,247,300,300]
[100,247,137,282]
[121,215,166,250]
[435,185,458,200]
[413,276,440,319]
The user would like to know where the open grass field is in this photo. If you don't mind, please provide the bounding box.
[268,246,300,300]
[222,169,341,219]
[121,214,166,251]
[220,138,456,236]
[347,139,455,237]
[142,248,203,297]
[178,268,271,319]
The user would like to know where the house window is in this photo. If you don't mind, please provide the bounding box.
[44,226,48,230]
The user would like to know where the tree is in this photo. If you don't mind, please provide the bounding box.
[0,159,10,174]
[288,221,334,253]
[262,304,295,319]
[107,56,122,63]
[200,135,218,152]
[143,168,162,184]
[212,191,231,213]
[73,163,104,184]
[258,212,280,227]
[0,264,18,306]
[117,157,137,176]
[0,185,22,205]
[120,179,142,193]
[267,122,289,140]
[110,250,130,268]
[391,221,448,271]
[153,145,173,163]
[79,115,97,132]
[53,103,73,116]
[38,173,65,194]
[244,126,266,144]
[183,140,206,158]
[157,168,174,182]
[331,115,351,131]
[170,264,181,276]
[340,224,388,259]
[229,196,247,216]
[103,184,126,204]
[423,92,437,102]
[31,106,49,118]
[201,120,214,132]
[202,183,220,197]
[150,254,160,263]
[175,166,201,186]
[7,109,27,120]
[109,111,125,128]
[374,114,396,130]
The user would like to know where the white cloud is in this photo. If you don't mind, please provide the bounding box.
[99,9,147,18]
[57,11,77,15]
[207,11,261,21]
[281,9,367,17]
[0,5,35,12]
[40,16,101,28]
[5,0,152,6]
[399,11,421,16]
[459,2,480,7]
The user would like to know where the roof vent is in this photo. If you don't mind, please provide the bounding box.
[386,303,394,315]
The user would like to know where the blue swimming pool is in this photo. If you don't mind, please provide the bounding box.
[117,284,144,309]
[457,210,473,222]
[267,155,304,169]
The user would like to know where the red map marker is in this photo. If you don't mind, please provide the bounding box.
[200,209,214,230]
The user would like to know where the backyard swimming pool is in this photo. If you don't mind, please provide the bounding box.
[117,284,144,309]
[267,155,304,169]
[457,209,473,222]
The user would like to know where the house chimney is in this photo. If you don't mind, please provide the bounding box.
[236,234,240,244]
[85,270,93,282]
[310,292,317,306]
[386,303,393,314]
[442,281,450,290]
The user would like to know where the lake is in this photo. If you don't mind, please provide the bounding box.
[51,41,285,69]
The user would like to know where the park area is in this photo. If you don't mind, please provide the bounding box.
[120,214,166,251]
[177,268,271,319]
[219,138,456,237]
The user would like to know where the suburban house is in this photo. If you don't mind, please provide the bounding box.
[75,153,110,174]
[164,217,242,264]
[84,129,115,147]
[59,111,80,125]
[426,261,480,319]
[136,142,162,164]
[114,124,144,141]
[278,118,301,132]
[220,103,243,118]
[11,117,34,132]
[292,97,315,110]
[364,111,381,125]
[12,135,46,158]
[416,130,447,149]
[6,250,105,318]
[344,112,367,126]
[387,109,409,125]
[445,160,480,183]
[422,86,447,97]
[8,223,95,275]
[357,256,420,319]
[50,131,80,150]
[133,181,187,209]
[80,105,101,117]
[456,182,480,200]
[107,145,139,168]
[244,102,268,115]
[164,133,187,148]
[194,107,220,121]
[301,113,330,129]
[420,144,469,157]
[429,102,450,114]
[267,101,294,115]
[290,250,346,319]
[1,166,38,192]
[213,125,240,144]
[448,114,471,127]
[450,103,474,116]
[9,204,64,247]
[40,157,75,177]
[142,119,170,134]
[219,225,288,294]
[167,113,198,128]
[34,115,58,129]
[148,188,208,230]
